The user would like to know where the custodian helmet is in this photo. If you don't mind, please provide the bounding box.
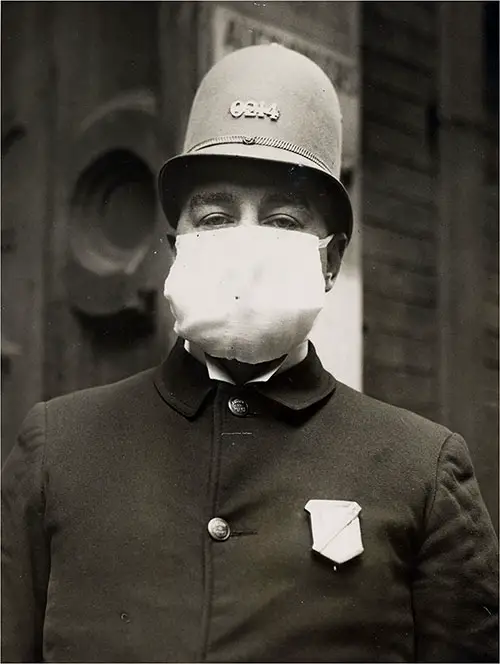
[158,44,353,240]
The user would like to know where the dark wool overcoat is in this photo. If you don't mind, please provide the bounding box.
[2,341,498,663]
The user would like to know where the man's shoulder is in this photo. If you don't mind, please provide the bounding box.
[312,381,462,487]
[45,366,158,419]
[329,381,453,450]
[12,367,163,465]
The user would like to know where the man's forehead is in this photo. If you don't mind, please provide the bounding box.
[186,181,313,209]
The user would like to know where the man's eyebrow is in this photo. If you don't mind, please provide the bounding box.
[188,192,236,209]
[261,191,312,212]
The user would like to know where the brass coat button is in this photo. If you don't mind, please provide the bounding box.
[208,517,231,541]
[228,397,249,417]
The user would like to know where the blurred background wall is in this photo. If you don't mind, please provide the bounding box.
[1,1,498,526]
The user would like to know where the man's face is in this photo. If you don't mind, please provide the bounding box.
[175,161,344,291]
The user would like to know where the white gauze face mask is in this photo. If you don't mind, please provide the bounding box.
[163,226,332,364]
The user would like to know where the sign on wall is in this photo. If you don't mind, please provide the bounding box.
[210,4,363,390]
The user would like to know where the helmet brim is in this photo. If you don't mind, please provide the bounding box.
[158,148,353,241]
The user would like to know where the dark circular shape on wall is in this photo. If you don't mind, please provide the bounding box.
[70,149,156,278]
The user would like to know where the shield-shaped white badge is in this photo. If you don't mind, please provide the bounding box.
[305,499,364,565]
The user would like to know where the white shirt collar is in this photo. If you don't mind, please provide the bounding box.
[184,340,308,385]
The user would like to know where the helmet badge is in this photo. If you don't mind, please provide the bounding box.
[229,100,280,121]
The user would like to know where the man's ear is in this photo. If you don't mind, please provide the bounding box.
[324,233,347,292]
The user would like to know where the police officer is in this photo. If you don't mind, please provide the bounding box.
[2,45,498,663]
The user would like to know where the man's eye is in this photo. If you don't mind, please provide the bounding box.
[197,213,234,228]
[262,215,302,230]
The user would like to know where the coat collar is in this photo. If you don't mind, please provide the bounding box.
[153,339,337,418]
